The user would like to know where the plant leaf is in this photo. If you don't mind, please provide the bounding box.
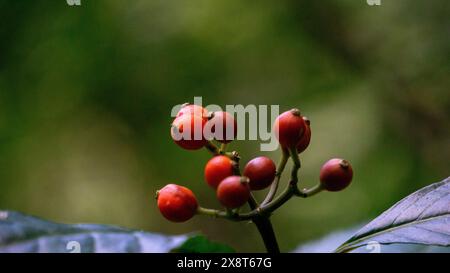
[173,235,235,253]
[0,211,232,253]
[293,224,449,253]
[336,177,450,253]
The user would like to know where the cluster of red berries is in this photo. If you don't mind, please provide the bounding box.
[157,104,353,222]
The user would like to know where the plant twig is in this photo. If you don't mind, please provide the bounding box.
[262,149,289,205]
[297,184,323,198]
[220,143,228,153]
[205,141,220,155]
[253,216,280,253]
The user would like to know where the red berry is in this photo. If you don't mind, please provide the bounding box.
[273,109,307,149]
[216,176,250,208]
[171,114,207,150]
[243,156,276,190]
[296,117,311,154]
[204,155,234,189]
[206,111,237,143]
[176,104,208,120]
[157,184,198,222]
[319,158,353,191]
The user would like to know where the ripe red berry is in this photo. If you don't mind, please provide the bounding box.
[273,109,307,149]
[157,184,198,222]
[319,158,353,192]
[204,155,234,189]
[296,117,311,154]
[171,114,207,150]
[243,156,276,190]
[205,111,237,143]
[176,104,208,120]
[216,176,250,208]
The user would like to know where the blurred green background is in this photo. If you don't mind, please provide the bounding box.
[0,0,449,252]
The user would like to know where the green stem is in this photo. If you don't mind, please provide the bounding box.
[202,143,301,253]
[245,193,279,252]
[247,194,259,209]
[197,145,325,253]
[289,147,301,184]
[297,184,323,198]
[220,143,228,153]
[262,149,289,205]
[253,216,280,253]
[197,207,224,218]
[229,152,277,253]
[205,141,220,155]
[257,147,302,215]
[260,181,297,214]
[205,141,238,159]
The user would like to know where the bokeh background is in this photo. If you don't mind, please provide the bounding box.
[0,0,449,252]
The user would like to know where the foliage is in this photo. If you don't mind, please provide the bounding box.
[0,211,232,253]
[1,177,448,253]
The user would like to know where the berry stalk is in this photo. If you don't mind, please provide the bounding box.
[219,146,280,253]
[262,149,289,205]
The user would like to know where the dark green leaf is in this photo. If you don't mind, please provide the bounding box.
[336,177,450,253]
[173,235,235,253]
[0,211,190,253]
[294,224,449,253]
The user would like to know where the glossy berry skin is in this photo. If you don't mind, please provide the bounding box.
[157,184,198,222]
[273,109,307,149]
[243,156,276,190]
[296,117,311,154]
[216,176,250,208]
[176,104,208,120]
[171,114,207,150]
[206,111,237,143]
[319,158,353,192]
[204,155,234,189]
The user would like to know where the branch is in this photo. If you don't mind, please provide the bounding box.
[262,149,289,205]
